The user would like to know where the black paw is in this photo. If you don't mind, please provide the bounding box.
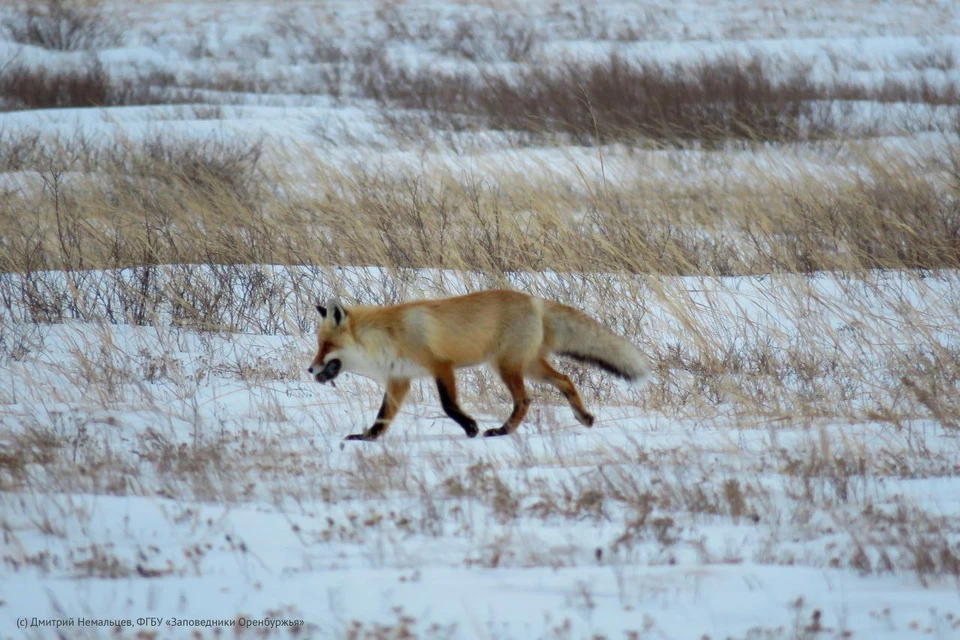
[576,410,595,427]
[463,421,479,438]
[483,427,509,437]
[345,432,374,441]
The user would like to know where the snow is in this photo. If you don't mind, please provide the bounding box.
[2,0,960,638]
[3,268,960,637]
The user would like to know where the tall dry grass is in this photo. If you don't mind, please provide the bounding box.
[0,61,184,111]
[1,129,958,428]
[1,0,121,51]
[3,133,958,275]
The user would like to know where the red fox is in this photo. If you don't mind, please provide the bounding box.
[307,290,648,440]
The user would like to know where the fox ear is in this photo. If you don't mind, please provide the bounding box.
[316,304,327,318]
[324,300,347,326]
[330,301,347,326]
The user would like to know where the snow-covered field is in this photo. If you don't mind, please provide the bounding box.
[2,1,960,638]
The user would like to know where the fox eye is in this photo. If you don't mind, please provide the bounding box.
[316,304,327,318]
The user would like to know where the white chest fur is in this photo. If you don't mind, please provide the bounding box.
[336,346,431,382]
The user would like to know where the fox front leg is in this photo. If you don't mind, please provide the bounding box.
[434,366,479,438]
[345,379,411,441]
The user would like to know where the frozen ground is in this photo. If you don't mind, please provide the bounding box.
[2,268,959,638]
[2,1,960,638]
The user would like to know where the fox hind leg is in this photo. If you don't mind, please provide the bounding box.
[345,378,411,441]
[484,364,531,437]
[529,358,594,427]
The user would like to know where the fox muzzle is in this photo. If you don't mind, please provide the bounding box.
[311,358,342,384]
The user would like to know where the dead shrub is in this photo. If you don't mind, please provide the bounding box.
[71,544,130,579]
[0,425,64,490]
[0,60,109,110]
[0,60,179,111]
[444,461,520,522]
[1,0,122,51]
[855,503,960,586]
[436,15,541,62]
[0,129,42,170]
[770,164,960,272]
[837,76,960,106]
[136,428,227,478]
[356,53,834,146]
[110,135,266,203]
[780,438,868,504]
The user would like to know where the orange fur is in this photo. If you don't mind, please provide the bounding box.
[307,290,648,440]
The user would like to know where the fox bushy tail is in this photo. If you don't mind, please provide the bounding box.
[543,301,650,384]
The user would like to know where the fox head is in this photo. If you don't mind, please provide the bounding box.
[308,300,352,384]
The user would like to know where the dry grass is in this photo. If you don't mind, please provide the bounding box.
[2,134,958,275]
[0,60,183,111]
[355,53,842,146]
[1,0,121,51]
[359,51,960,145]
